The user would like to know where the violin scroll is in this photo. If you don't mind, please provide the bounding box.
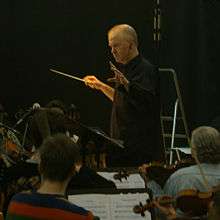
[113,170,129,182]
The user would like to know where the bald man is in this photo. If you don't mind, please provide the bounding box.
[84,24,163,166]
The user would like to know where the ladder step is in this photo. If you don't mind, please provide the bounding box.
[163,134,187,138]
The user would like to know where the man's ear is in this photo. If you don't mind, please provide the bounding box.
[129,40,135,50]
[70,162,82,175]
[75,162,82,173]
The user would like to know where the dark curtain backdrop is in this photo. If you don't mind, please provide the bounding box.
[160,0,220,129]
[1,0,220,133]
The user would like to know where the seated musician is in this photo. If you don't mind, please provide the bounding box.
[6,134,96,220]
[143,126,220,197]
[163,126,220,197]
[140,126,220,219]
[30,99,80,149]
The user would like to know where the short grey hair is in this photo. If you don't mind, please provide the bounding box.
[191,126,220,163]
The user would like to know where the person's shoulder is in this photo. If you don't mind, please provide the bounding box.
[163,165,200,196]
[141,56,153,66]
[168,164,199,180]
[138,56,153,67]
[10,191,32,201]
[138,56,157,74]
[65,200,90,213]
[57,198,93,217]
[7,191,35,209]
[64,201,94,220]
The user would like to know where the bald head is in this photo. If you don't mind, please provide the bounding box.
[108,24,138,46]
[108,24,139,64]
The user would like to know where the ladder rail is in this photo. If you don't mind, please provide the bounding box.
[169,99,179,164]
[159,68,190,164]
[159,68,190,143]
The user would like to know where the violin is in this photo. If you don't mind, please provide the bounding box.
[139,159,195,187]
[176,189,213,217]
[133,195,174,217]
[133,189,213,218]
[113,169,129,182]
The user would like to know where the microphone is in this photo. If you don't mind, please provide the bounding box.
[13,103,41,127]
[32,102,41,110]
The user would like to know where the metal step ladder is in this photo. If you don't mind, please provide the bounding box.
[159,68,190,164]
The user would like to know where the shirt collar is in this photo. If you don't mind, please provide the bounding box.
[118,54,141,73]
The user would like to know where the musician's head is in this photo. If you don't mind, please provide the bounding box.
[108,24,139,64]
[191,126,220,163]
[39,134,81,183]
[46,99,67,115]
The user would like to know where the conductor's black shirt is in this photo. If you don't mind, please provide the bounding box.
[110,55,163,165]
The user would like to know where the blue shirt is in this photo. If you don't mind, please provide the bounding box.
[164,163,220,197]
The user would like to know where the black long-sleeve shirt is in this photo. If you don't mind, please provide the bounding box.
[110,55,163,165]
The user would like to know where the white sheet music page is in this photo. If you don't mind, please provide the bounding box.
[68,193,151,220]
[68,194,111,220]
[97,172,145,189]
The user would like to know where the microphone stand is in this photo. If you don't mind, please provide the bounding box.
[0,122,20,135]
[13,108,34,129]
[21,119,30,148]
[13,109,34,149]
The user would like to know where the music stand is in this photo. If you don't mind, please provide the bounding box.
[80,124,125,168]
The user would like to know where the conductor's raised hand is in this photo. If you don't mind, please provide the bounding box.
[83,75,104,90]
[115,71,129,87]
[108,62,129,91]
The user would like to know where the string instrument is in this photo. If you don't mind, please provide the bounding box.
[113,170,129,182]
[133,189,213,217]
[133,195,174,217]
[176,189,213,216]
[139,159,195,187]
[0,127,32,166]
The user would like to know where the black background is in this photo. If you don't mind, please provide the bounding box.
[1,0,220,134]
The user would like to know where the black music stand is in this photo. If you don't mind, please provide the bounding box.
[80,124,124,168]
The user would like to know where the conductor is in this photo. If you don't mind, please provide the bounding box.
[84,24,163,166]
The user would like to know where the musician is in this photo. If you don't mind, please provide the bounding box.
[84,24,163,166]
[164,126,220,197]
[6,134,95,220]
[29,99,80,149]
[137,127,220,220]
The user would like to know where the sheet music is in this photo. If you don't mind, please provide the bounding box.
[97,172,145,189]
[68,193,151,220]
[69,194,111,220]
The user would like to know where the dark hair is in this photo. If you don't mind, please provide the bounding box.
[46,99,67,114]
[39,134,81,182]
[191,126,220,163]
